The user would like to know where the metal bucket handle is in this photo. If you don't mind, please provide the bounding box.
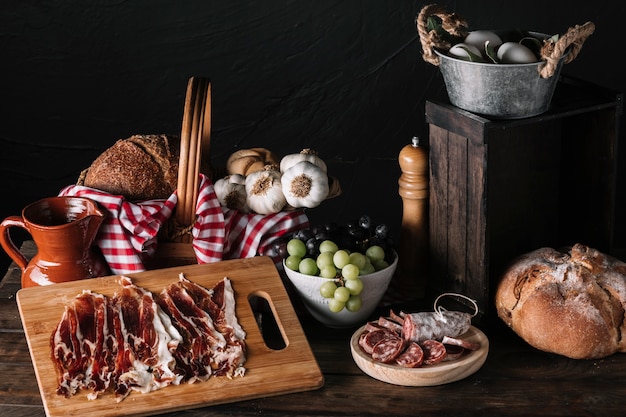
[416,3,595,78]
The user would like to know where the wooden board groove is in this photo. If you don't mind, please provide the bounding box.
[16,256,324,417]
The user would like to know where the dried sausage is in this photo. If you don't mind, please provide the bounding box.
[442,335,480,351]
[371,338,405,363]
[359,329,399,355]
[403,310,471,343]
[443,344,465,361]
[421,340,447,365]
[378,316,402,333]
[395,342,424,368]
[402,293,478,343]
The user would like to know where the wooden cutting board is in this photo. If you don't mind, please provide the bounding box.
[16,256,324,417]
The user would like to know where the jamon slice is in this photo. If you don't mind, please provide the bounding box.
[157,275,246,382]
[110,276,183,401]
[50,290,110,399]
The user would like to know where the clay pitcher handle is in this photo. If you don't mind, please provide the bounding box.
[0,216,30,271]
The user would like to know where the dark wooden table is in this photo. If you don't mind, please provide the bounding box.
[2,242,626,417]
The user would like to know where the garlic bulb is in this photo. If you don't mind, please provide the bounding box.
[245,165,286,214]
[280,148,327,174]
[281,161,329,208]
[227,147,280,177]
[214,175,250,213]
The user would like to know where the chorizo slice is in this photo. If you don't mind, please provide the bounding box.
[395,342,424,368]
[359,329,399,355]
[371,337,405,364]
[442,344,465,361]
[442,335,480,351]
[421,340,448,365]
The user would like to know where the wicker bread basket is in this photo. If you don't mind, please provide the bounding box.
[75,76,340,270]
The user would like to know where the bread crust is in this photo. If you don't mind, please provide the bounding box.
[83,134,180,201]
[495,243,626,359]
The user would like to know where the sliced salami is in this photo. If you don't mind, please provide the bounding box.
[377,316,402,333]
[421,339,447,365]
[442,335,480,351]
[395,342,424,368]
[442,344,465,361]
[388,309,405,325]
[359,329,399,355]
[371,337,405,363]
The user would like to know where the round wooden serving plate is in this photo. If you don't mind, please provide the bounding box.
[350,325,489,386]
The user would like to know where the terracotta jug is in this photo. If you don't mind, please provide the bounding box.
[0,196,110,287]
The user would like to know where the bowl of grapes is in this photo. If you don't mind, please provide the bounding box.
[279,216,398,328]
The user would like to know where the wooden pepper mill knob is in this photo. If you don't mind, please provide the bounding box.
[395,136,429,299]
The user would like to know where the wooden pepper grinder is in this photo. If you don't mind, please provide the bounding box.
[395,136,429,299]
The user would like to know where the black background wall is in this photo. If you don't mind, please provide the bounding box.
[1,1,624,274]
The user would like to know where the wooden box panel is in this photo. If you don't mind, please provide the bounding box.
[425,76,623,318]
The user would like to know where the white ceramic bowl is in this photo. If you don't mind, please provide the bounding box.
[283,252,398,328]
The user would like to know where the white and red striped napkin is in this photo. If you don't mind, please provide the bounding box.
[59,174,309,275]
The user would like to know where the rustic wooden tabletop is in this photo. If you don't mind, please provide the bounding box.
[2,241,626,417]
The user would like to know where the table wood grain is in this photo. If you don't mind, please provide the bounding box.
[2,241,626,417]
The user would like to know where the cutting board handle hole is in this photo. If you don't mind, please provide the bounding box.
[249,293,287,350]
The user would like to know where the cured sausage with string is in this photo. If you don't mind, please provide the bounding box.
[357,293,481,368]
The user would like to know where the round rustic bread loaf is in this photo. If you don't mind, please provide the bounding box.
[495,243,626,359]
[83,134,180,201]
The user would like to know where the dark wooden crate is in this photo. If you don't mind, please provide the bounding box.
[425,76,623,318]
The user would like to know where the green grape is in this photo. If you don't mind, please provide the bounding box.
[333,286,351,303]
[299,257,319,276]
[319,280,338,298]
[319,240,339,254]
[348,252,367,270]
[319,265,337,278]
[287,238,307,258]
[328,298,345,313]
[345,295,363,312]
[365,245,385,262]
[360,262,375,275]
[344,277,364,295]
[316,251,335,269]
[285,255,301,271]
[373,259,390,271]
[333,250,350,269]
[342,263,360,280]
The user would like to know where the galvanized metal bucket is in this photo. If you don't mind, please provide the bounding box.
[416,5,595,120]
[434,31,567,119]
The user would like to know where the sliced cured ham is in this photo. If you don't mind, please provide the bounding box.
[51,290,110,399]
[158,275,246,382]
[49,275,246,402]
[110,276,183,401]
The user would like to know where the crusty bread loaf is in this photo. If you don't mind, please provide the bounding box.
[495,243,626,359]
[83,134,180,201]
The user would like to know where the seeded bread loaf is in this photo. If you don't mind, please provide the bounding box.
[82,134,180,201]
[495,243,626,359]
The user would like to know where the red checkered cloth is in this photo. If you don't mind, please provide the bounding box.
[59,174,309,275]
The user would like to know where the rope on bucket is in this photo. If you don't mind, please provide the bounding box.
[416,4,468,66]
[539,21,595,78]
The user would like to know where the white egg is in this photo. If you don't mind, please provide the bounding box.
[464,30,503,55]
[496,42,538,63]
[448,43,483,61]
